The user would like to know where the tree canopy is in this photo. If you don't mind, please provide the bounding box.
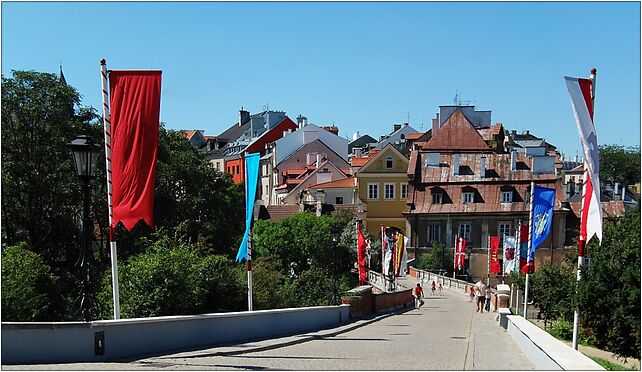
[599,145,640,185]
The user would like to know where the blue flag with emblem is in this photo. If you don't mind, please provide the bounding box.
[236,152,261,262]
[529,186,556,259]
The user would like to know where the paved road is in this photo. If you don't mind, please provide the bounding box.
[4,284,534,370]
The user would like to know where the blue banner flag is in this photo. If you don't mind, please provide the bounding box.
[529,186,556,259]
[236,153,261,262]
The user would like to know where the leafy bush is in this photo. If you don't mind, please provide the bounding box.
[415,243,453,275]
[1,243,59,321]
[530,261,576,323]
[548,319,574,341]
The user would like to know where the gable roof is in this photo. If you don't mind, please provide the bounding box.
[284,159,348,200]
[310,177,356,189]
[277,138,349,169]
[422,109,491,152]
[359,143,409,173]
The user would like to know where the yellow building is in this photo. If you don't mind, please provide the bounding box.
[356,144,409,236]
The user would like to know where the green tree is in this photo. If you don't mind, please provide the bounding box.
[1,243,59,321]
[530,261,576,325]
[577,208,641,359]
[114,238,205,318]
[1,70,97,267]
[415,243,453,276]
[599,145,640,185]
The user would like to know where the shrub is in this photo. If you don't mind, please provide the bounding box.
[1,243,59,321]
[548,319,574,341]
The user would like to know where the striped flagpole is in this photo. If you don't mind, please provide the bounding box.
[100,59,121,320]
[572,68,597,350]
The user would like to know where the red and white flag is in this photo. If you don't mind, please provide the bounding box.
[454,236,466,271]
[109,71,162,231]
[565,74,602,243]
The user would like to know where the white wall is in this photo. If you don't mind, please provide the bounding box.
[275,124,348,164]
[2,305,350,364]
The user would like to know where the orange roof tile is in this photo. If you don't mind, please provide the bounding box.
[351,156,371,167]
[404,132,424,140]
[422,110,491,152]
[310,177,356,189]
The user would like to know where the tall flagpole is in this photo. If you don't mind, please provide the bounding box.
[523,181,535,319]
[245,158,253,312]
[572,68,596,349]
[100,59,121,320]
[453,235,458,279]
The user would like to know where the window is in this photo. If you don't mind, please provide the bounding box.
[401,184,408,199]
[368,183,379,199]
[432,193,442,204]
[501,191,513,203]
[458,223,472,242]
[384,183,395,200]
[462,192,474,204]
[236,165,240,174]
[336,197,344,204]
[386,156,393,169]
[499,223,511,238]
[428,224,440,244]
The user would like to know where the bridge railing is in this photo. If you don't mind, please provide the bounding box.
[409,267,472,291]
[367,270,402,292]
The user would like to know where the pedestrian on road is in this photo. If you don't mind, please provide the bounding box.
[468,286,475,302]
[474,278,487,313]
[438,283,443,295]
[431,281,436,295]
[414,283,425,309]
[485,287,491,312]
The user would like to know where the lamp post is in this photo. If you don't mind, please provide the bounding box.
[67,134,100,322]
[330,226,340,305]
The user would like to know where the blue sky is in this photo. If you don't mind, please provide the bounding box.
[2,2,640,157]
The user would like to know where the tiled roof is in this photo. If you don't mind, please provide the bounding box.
[340,167,352,175]
[285,178,303,185]
[416,152,556,184]
[406,181,563,215]
[265,205,301,221]
[310,177,355,189]
[182,130,197,139]
[351,156,372,167]
[404,132,424,140]
[569,200,625,219]
[282,168,307,176]
[204,135,216,141]
[422,110,491,152]
[477,124,503,142]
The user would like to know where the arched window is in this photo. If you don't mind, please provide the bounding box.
[386,156,393,169]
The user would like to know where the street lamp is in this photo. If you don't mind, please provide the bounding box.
[330,226,340,305]
[67,134,101,322]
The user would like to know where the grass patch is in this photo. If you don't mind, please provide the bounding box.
[589,356,636,371]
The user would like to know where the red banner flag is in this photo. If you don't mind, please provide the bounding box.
[489,236,501,274]
[519,224,534,274]
[455,236,467,270]
[109,71,162,231]
[356,223,367,284]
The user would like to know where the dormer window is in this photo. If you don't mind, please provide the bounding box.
[462,192,474,204]
[386,156,393,169]
[501,191,513,203]
[432,193,442,204]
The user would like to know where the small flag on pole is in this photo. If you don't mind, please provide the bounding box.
[489,236,501,274]
[503,236,517,275]
[236,153,260,262]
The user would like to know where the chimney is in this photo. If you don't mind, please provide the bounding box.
[352,131,360,141]
[353,147,362,156]
[522,130,530,135]
[452,154,460,176]
[510,150,517,171]
[393,124,402,132]
[480,157,486,178]
[567,182,575,198]
[316,154,321,169]
[239,107,250,126]
[297,115,308,129]
[510,130,517,136]
[574,155,579,162]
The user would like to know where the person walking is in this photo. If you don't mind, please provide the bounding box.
[473,278,487,313]
[468,286,475,302]
[485,287,492,312]
[414,283,425,309]
[431,281,436,296]
[438,283,443,295]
